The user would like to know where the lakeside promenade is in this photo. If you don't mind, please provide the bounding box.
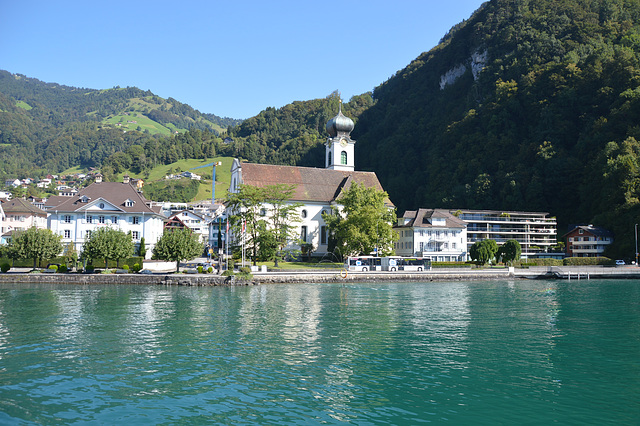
[0,265,639,286]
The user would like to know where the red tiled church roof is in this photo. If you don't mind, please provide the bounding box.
[239,163,393,205]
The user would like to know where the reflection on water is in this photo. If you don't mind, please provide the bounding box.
[0,280,638,424]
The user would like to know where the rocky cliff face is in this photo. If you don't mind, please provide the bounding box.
[439,49,488,89]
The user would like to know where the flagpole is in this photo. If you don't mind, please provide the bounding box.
[225,218,229,272]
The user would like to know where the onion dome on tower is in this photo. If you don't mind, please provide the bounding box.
[325,100,356,171]
[326,101,354,138]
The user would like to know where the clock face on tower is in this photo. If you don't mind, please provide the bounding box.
[339,138,348,147]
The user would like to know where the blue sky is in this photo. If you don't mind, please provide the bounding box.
[1,1,486,119]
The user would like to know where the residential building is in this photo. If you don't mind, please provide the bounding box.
[563,225,613,258]
[227,104,390,257]
[28,196,47,210]
[208,213,227,253]
[165,210,208,243]
[2,197,48,233]
[452,209,557,259]
[394,209,468,261]
[45,178,165,258]
[37,178,52,188]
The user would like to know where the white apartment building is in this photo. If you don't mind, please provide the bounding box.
[394,209,468,262]
[452,209,557,259]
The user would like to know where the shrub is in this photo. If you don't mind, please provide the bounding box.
[58,264,68,273]
[198,265,203,273]
[564,257,612,266]
[122,264,130,270]
[48,265,58,271]
[208,266,213,273]
[239,266,251,274]
[0,263,10,273]
[131,263,141,273]
[221,270,234,276]
[520,258,563,267]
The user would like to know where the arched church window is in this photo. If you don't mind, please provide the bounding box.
[341,151,347,165]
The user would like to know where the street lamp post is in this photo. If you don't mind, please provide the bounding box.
[635,223,638,266]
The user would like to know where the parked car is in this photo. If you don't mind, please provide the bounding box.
[615,259,625,266]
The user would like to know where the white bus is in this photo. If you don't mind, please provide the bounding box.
[381,256,431,272]
[344,256,382,271]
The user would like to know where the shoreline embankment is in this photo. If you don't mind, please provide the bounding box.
[0,265,639,286]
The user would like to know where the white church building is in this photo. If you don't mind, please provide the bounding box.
[227,103,391,257]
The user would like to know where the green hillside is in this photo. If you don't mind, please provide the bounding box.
[0,71,241,178]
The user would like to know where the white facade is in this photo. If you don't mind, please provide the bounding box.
[48,200,165,258]
[394,209,468,262]
[453,209,557,259]
[166,210,208,242]
[45,181,165,258]
[325,102,355,172]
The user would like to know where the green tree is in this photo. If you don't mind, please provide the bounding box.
[82,227,134,268]
[225,183,301,266]
[262,184,302,266]
[152,228,203,272]
[63,241,78,271]
[498,239,522,265]
[226,184,269,265]
[469,239,499,266]
[322,182,396,260]
[138,236,147,258]
[9,227,63,269]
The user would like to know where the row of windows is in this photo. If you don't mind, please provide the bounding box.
[63,215,141,224]
[569,236,610,242]
[400,229,461,238]
[62,230,140,240]
[395,242,458,250]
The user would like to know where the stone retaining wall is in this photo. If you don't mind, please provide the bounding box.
[0,273,252,286]
[0,270,515,286]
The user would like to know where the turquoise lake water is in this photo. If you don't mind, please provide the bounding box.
[0,280,638,425]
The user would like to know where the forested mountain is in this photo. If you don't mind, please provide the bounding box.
[352,0,640,258]
[229,91,374,167]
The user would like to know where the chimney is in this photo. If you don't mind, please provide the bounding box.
[95,173,103,183]
[123,175,130,184]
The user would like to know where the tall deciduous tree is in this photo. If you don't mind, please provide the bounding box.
[152,228,203,272]
[82,227,134,268]
[9,227,63,269]
[322,182,396,260]
[225,183,301,266]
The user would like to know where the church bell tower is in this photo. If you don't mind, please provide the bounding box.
[325,101,355,171]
